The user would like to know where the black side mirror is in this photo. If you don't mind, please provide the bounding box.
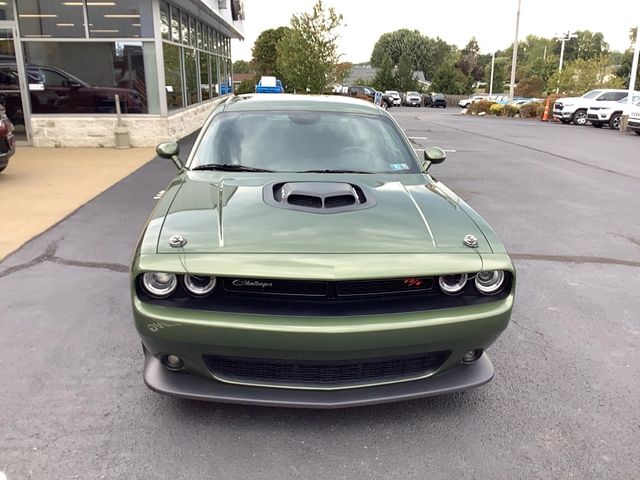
[156,142,183,170]
[422,147,446,171]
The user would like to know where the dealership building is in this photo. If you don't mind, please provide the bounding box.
[0,0,244,147]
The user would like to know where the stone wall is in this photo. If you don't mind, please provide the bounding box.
[30,97,226,148]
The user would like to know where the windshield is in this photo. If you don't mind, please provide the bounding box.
[191,111,421,174]
[582,90,603,99]
[408,92,420,96]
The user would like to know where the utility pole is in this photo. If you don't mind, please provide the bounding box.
[489,51,495,96]
[508,0,522,100]
[555,31,577,73]
[621,25,640,133]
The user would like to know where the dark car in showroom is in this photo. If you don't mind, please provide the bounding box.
[131,94,515,408]
[0,105,15,173]
[0,62,144,122]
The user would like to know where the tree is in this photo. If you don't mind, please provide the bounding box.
[615,28,640,88]
[372,53,395,91]
[333,61,353,85]
[235,78,255,95]
[556,30,609,63]
[485,58,507,93]
[431,64,468,94]
[549,55,624,96]
[276,1,343,93]
[370,29,456,80]
[395,52,416,92]
[232,60,251,74]
[251,26,291,79]
[515,76,544,97]
[456,38,483,81]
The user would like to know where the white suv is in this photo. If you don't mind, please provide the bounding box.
[553,89,629,125]
[587,94,640,129]
[627,104,640,136]
[385,90,401,106]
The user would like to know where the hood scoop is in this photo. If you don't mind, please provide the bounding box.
[264,181,376,214]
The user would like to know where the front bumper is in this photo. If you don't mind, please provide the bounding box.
[143,351,494,408]
[133,291,513,407]
[553,109,573,119]
[628,120,640,132]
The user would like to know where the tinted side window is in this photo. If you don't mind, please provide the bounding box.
[598,92,618,101]
[613,92,628,101]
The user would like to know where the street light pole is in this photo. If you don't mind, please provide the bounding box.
[508,0,522,100]
[556,31,577,73]
[621,24,640,133]
[489,51,495,96]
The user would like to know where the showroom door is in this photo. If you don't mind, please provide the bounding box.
[0,27,30,142]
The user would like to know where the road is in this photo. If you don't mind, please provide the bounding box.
[1,107,639,479]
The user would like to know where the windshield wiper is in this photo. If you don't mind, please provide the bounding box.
[297,169,373,174]
[192,164,274,172]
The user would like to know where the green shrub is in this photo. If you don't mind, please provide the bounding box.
[467,100,495,115]
[501,104,519,117]
[490,103,504,115]
[519,102,544,119]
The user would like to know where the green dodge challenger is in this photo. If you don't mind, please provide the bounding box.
[131,94,515,408]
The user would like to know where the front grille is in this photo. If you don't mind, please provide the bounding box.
[203,351,451,387]
[138,273,513,316]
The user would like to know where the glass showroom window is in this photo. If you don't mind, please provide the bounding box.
[184,48,198,106]
[163,43,183,110]
[200,52,210,101]
[160,2,170,40]
[0,1,13,20]
[211,54,219,96]
[87,0,154,38]
[170,5,180,43]
[22,41,158,114]
[17,0,85,38]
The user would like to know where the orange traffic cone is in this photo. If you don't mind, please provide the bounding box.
[541,97,551,122]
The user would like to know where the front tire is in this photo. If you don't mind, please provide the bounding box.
[0,164,7,173]
[609,113,621,130]
[571,109,588,126]
[635,131,640,136]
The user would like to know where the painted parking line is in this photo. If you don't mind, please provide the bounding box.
[408,136,428,140]
[443,149,457,152]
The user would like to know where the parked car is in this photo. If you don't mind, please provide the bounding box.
[628,107,640,135]
[385,90,401,106]
[340,85,392,109]
[431,93,447,108]
[553,89,629,126]
[403,91,422,107]
[458,95,487,108]
[255,76,284,93]
[0,106,15,173]
[587,94,640,129]
[132,94,515,408]
[0,62,144,120]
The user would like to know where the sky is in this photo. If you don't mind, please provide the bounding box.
[231,0,640,63]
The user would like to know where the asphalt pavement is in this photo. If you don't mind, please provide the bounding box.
[1,107,639,479]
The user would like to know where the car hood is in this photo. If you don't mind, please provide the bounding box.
[555,96,582,104]
[157,173,492,254]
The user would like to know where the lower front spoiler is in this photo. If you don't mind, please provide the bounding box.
[143,353,494,409]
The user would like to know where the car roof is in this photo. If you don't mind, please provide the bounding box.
[223,93,384,115]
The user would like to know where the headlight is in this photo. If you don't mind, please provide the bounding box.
[438,273,468,295]
[142,272,177,298]
[474,270,505,295]
[183,274,217,297]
